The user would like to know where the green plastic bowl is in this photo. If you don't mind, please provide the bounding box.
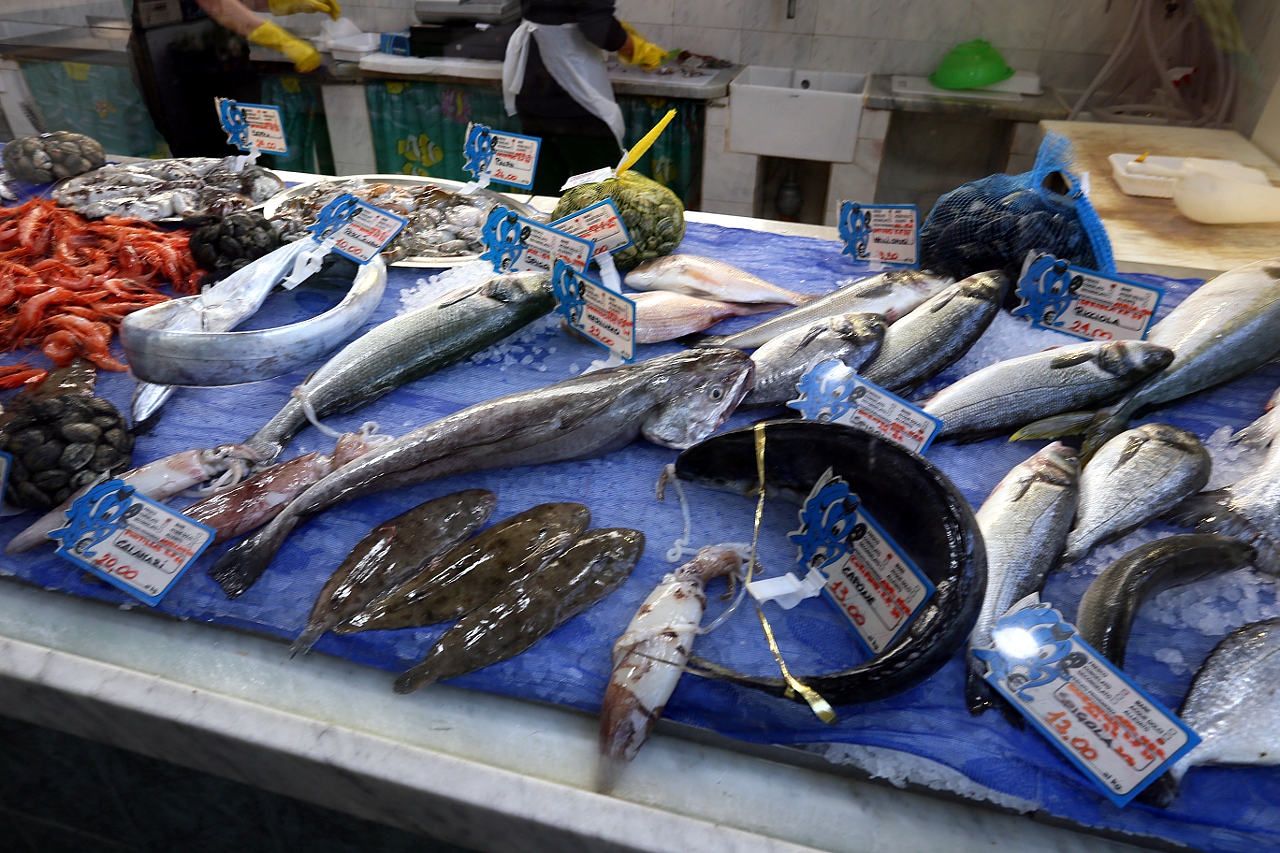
[929,40,1015,90]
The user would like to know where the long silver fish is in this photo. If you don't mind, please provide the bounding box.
[741,313,886,408]
[624,254,814,305]
[925,341,1173,441]
[688,270,952,350]
[1140,618,1280,808]
[245,272,556,461]
[633,291,786,344]
[209,348,754,597]
[1075,534,1256,668]
[1063,424,1211,562]
[859,271,1008,393]
[966,442,1078,716]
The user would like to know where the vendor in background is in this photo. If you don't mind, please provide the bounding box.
[502,1,671,196]
[195,0,341,73]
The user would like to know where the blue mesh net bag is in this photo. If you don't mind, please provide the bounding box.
[919,131,1114,290]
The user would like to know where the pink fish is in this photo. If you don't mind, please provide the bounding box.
[633,291,787,344]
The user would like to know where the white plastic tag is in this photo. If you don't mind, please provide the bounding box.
[1015,252,1163,342]
[551,259,636,362]
[746,567,826,610]
[561,166,615,191]
[838,201,918,267]
[462,122,540,190]
[788,360,942,455]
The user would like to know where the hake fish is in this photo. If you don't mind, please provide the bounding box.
[966,442,1078,716]
[394,527,643,694]
[741,312,886,408]
[245,271,556,461]
[688,269,952,350]
[633,291,787,344]
[1075,534,1256,668]
[1063,424,1211,562]
[208,348,753,597]
[339,502,590,633]
[624,254,815,305]
[925,341,1173,441]
[291,489,498,654]
[859,271,1008,393]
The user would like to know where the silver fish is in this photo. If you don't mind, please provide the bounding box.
[859,271,1008,393]
[690,270,953,350]
[245,272,556,461]
[1233,382,1280,449]
[1064,424,1211,562]
[209,348,755,597]
[741,313,886,408]
[925,341,1173,441]
[966,442,1078,715]
[632,291,785,344]
[624,254,814,305]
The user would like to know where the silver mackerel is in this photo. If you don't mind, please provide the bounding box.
[741,313,886,408]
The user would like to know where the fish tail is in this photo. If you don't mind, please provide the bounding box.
[676,332,727,348]
[1009,410,1096,442]
[598,679,653,767]
[207,515,299,598]
[1135,772,1179,808]
[289,623,326,657]
[595,754,628,794]
[1079,400,1138,463]
[965,668,1026,728]
[392,665,434,694]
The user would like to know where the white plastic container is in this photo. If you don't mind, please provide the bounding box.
[330,33,381,62]
[728,67,866,163]
[1108,153,1269,199]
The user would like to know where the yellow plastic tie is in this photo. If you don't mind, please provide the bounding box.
[616,109,677,174]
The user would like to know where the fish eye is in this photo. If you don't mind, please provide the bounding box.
[709,386,724,400]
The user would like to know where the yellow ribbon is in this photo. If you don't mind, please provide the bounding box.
[617,109,677,174]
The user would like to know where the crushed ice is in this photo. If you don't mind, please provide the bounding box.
[1203,424,1266,489]
[1155,647,1189,675]
[913,311,1077,400]
[1149,566,1280,637]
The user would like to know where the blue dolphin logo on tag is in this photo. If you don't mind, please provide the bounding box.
[218,99,251,151]
[974,605,1086,703]
[788,473,864,572]
[1013,253,1082,328]
[789,360,861,422]
[48,479,142,560]
[307,193,361,242]
[839,201,872,260]
[463,124,496,178]
[480,205,525,272]
[550,260,587,325]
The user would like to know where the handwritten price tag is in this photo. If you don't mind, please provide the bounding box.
[551,199,633,258]
[216,98,288,155]
[47,479,215,606]
[463,123,541,190]
[551,260,636,361]
[309,194,407,264]
[788,360,942,454]
[839,201,918,267]
[1014,252,1163,342]
[480,206,594,275]
[974,597,1199,806]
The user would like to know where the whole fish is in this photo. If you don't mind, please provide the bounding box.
[1075,534,1256,668]
[689,270,953,350]
[672,419,986,706]
[1063,424,1211,562]
[339,502,591,633]
[395,527,643,693]
[860,271,1008,393]
[966,442,1078,716]
[1140,618,1280,808]
[741,313,886,408]
[245,271,556,461]
[598,544,738,785]
[208,346,753,597]
[624,254,814,305]
[924,341,1173,441]
[632,291,786,344]
[1233,381,1280,448]
[291,489,497,655]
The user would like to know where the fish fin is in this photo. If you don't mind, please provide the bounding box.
[1163,489,1258,545]
[207,518,297,598]
[1049,350,1096,369]
[1079,399,1138,463]
[965,668,1026,728]
[792,292,820,305]
[677,332,726,348]
[792,323,830,355]
[392,665,434,694]
[1114,435,1147,469]
[1233,412,1278,449]
[1009,411,1096,441]
[1135,772,1179,809]
[289,623,325,657]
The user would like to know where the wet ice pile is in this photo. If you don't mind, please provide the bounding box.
[396,261,495,312]
[1149,567,1280,638]
[913,311,1076,400]
[1202,425,1266,490]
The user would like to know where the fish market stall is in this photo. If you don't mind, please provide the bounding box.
[3,150,1280,853]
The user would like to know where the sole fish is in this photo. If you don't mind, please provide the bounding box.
[1074,534,1256,668]
[208,348,753,598]
[966,442,1078,717]
[1063,424,1211,562]
[688,270,952,350]
[633,291,787,344]
[395,527,644,693]
[860,271,1008,393]
[624,254,814,305]
[291,489,498,655]
[741,312,886,408]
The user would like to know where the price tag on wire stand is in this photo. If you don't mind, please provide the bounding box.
[480,205,594,275]
[216,98,288,156]
[974,595,1199,806]
[462,123,540,190]
[47,479,215,607]
[838,201,918,267]
[788,360,942,455]
[1014,252,1163,342]
[551,259,636,362]
[308,193,407,264]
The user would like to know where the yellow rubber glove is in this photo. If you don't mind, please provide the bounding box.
[267,0,342,19]
[618,20,676,71]
[249,21,322,72]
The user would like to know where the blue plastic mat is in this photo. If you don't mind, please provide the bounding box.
[2,218,1277,852]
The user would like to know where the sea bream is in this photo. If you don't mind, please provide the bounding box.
[741,313,886,408]
[632,291,787,344]
[207,348,754,597]
[624,254,815,305]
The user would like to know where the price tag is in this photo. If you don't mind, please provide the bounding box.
[974,596,1199,806]
[47,479,214,606]
[788,360,942,455]
[551,199,633,258]
[1013,252,1163,342]
[561,166,615,191]
[838,201,918,267]
[462,123,541,190]
[551,260,636,362]
[788,468,933,654]
[308,193,407,264]
[216,98,288,155]
[480,206,594,275]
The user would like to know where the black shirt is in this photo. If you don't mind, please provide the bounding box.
[515,0,627,118]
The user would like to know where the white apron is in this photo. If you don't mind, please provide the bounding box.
[502,20,625,146]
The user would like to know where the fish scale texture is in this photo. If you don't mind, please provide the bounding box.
[1,220,1277,853]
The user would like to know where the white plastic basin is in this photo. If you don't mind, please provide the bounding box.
[728,66,866,163]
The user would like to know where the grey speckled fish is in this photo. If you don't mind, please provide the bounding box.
[741,312,886,408]
[1063,424,1211,562]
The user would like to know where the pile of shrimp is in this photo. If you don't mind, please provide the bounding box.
[0,198,199,371]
